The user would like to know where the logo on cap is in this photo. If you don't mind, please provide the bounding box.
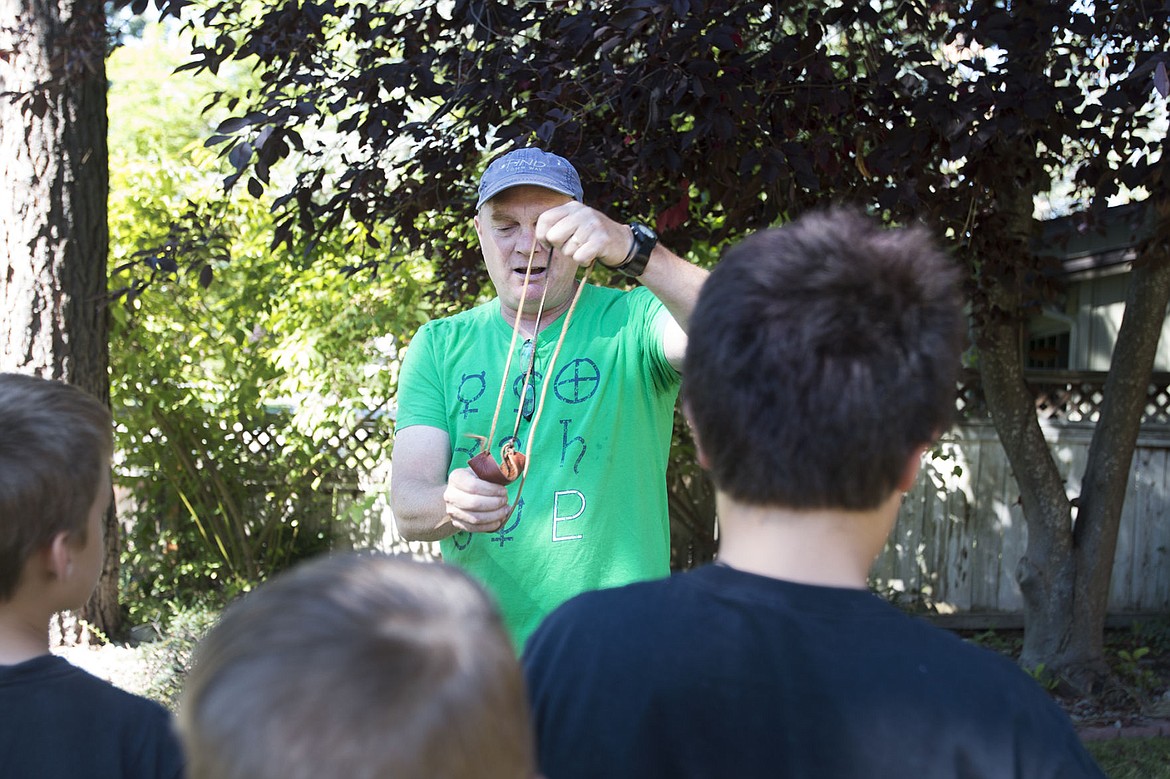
[477,148,584,209]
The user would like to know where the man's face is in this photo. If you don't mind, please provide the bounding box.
[475,185,577,324]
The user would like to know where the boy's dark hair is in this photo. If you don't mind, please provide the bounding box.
[179,552,535,779]
[0,373,113,600]
[683,208,965,510]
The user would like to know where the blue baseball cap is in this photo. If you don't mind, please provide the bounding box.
[476,148,584,210]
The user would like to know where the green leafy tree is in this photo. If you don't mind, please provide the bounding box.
[162,0,1166,689]
[106,25,431,621]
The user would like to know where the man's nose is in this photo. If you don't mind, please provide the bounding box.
[516,224,542,256]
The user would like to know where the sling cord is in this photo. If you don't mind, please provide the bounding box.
[485,240,549,449]
[481,241,595,518]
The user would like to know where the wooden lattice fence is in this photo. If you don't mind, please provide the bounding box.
[874,370,1170,618]
[956,370,1170,425]
[151,369,1170,606]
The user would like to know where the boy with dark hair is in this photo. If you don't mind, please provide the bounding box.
[522,209,1105,778]
[178,552,536,779]
[0,373,184,778]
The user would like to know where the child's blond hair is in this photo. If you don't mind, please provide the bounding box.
[179,552,535,779]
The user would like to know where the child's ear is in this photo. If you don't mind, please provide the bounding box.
[45,531,76,580]
[694,431,711,471]
[897,445,929,493]
[682,401,711,470]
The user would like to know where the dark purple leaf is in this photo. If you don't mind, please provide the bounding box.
[216,115,252,134]
[228,141,253,170]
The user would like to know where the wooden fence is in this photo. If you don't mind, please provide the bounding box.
[872,371,1170,617]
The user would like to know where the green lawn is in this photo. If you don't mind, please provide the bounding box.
[1088,737,1170,779]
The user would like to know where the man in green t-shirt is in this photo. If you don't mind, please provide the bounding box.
[390,148,709,650]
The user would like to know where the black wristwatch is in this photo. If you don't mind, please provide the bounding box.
[613,223,657,277]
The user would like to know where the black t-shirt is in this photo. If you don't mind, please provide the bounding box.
[523,564,1106,779]
[0,654,184,779]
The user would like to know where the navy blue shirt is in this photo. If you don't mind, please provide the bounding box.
[0,654,184,779]
[523,564,1105,779]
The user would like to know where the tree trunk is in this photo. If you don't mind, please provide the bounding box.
[978,298,1081,679]
[961,0,1170,691]
[1056,165,1170,689]
[0,0,117,642]
[982,201,1170,693]
[1057,234,1170,692]
[969,113,1096,684]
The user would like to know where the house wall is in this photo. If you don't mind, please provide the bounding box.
[872,420,1170,614]
[1056,270,1170,372]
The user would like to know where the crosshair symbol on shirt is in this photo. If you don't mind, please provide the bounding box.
[553,358,601,404]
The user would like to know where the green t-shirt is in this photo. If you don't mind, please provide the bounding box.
[395,284,679,650]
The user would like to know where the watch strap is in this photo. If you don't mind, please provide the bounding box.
[613,223,656,277]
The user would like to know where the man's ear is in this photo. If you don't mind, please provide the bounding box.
[897,444,930,493]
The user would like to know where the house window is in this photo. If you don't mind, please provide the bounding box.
[1026,331,1070,369]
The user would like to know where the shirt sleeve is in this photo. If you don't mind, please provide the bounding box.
[394,322,448,432]
[627,286,680,393]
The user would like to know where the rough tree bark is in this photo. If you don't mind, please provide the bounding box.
[973,182,1089,686]
[0,0,118,642]
[979,314,1084,676]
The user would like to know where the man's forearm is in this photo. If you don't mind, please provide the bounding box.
[391,485,457,542]
[637,245,709,332]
